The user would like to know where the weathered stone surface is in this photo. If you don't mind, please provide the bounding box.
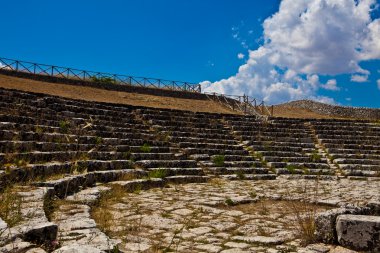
[232,235,285,245]
[52,245,105,253]
[336,214,380,252]
[315,207,362,243]
[0,238,34,253]
[23,221,58,244]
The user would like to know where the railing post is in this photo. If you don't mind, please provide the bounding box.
[33,64,36,74]
[262,101,265,115]
[51,66,54,76]
[271,105,274,116]
[15,61,19,71]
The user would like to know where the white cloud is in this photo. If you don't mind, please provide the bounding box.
[322,79,340,91]
[351,74,369,82]
[237,53,245,59]
[346,97,352,101]
[203,0,380,104]
[377,79,380,90]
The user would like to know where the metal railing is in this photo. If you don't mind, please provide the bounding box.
[0,57,201,92]
[204,92,273,117]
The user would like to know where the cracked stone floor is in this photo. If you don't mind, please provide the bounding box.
[90,177,380,253]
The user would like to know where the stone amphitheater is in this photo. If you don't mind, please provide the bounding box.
[0,87,379,253]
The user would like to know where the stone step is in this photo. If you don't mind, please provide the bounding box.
[0,187,58,247]
[164,175,210,184]
[206,167,269,175]
[324,143,380,150]
[189,154,210,161]
[334,158,380,165]
[179,142,244,150]
[110,178,165,191]
[201,160,263,168]
[339,164,380,171]
[257,151,305,157]
[157,125,231,134]
[267,162,331,169]
[147,167,205,176]
[319,138,380,145]
[210,154,256,161]
[184,148,248,156]
[275,168,333,175]
[129,152,178,160]
[327,149,380,155]
[263,156,327,163]
[250,145,304,152]
[250,141,315,148]
[170,136,238,145]
[221,174,276,180]
[135,159,198,168]
[342,169,379,177]
[32,169,146,198]
[165,130,233,140]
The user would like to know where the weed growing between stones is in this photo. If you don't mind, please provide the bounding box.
[148,168,167,179]
[92,184,125,234]
[310,151,322,162]
[140,143,152,153]
[285,178,321,246]
[235,169,246,179]
[58,120,70,134]
[212,155,225,167]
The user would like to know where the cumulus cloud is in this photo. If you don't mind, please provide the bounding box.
[351,74,369,82]
[322,79,340,91]
[237,53,245,59]
[203,0,380,104]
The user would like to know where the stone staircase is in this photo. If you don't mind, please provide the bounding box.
[310,119,380,177]
[225,116,333,176]
[139,109,275,180]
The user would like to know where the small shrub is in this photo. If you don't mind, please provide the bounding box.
[249,190,257,198]
[258,201,269,215]
[286,164,299,174]
[59,120,70,134]
[310,151,322,162]
[288,201,317,245]
[95,136,103,145]
[225,198,234,206]
[235,170,246,179]
[213,155,225,167]
[90,76,116,85]
[140,143,152,153]
[148,168,167,179]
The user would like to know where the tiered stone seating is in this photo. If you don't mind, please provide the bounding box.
[139,109,275,180]
[225,116,333,175]
[0,89,207,188]
[311,119,380,177]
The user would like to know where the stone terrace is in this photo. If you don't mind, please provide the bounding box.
[0,88,379,252]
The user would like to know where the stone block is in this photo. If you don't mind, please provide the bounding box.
[336,214,380,252]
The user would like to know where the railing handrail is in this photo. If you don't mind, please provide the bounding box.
[204,91,273,117]
[0,56,201,92]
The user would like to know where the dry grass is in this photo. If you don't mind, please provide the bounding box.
[92,184,126,234]
[0,187,23,227]
[0,74,237,114]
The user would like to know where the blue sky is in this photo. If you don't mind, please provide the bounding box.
[1,0,380,107]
